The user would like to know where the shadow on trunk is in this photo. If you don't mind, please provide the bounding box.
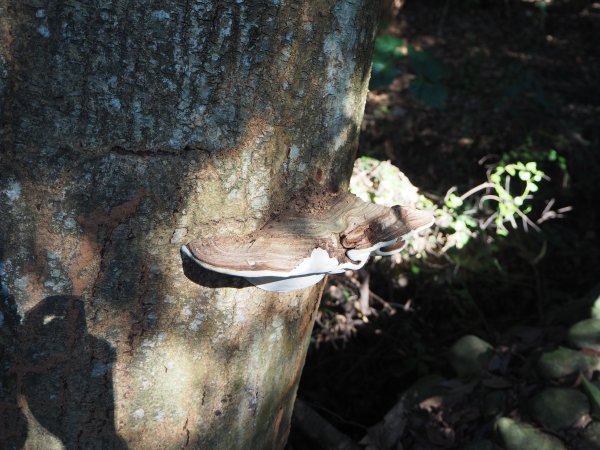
[15,296,127,449]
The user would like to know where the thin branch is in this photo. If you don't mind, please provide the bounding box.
[479,194,502,208]
[358,270,371,316]
[459,182,495,201]
[481,212,498,230]
[515,207,541,232]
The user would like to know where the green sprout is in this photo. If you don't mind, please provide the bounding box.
[350,150,570,258]
[486,161,546,236]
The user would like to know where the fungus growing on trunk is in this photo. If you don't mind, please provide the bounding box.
[182,188,434,292]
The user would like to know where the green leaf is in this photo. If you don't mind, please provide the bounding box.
[446,194,463,209]
[409,78,448,109]
[558,157,567,171]
[370,62,401,89]
[506,166,516,176]
[581,375,600,419]
[375,35,405,57]
[370,36,407,89]
[519,171,531,181]
[408,47,448,81]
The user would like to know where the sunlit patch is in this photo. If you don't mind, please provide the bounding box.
[42,314,63,325]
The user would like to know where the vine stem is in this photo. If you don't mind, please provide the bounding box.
[459,182,495,201]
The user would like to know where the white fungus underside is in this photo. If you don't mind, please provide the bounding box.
[181,213,435,292]
[182,238,399,292]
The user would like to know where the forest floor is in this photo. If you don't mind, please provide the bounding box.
[290,0,600,449]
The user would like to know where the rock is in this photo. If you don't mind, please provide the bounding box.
[569,319,600,351]
[537,347,600,379]
[483,391,506,419]
[460,439,499,450]
[403,373,446,404]
[578,421,600,450]
[529,388,589,430]
[495,417,566,450]
[449,335,494,378]
[592,298,600,320]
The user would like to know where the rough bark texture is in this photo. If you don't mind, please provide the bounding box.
[0,1,379,449]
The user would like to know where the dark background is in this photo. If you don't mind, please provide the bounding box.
[292,0,600,448]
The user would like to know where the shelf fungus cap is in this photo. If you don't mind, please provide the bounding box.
[182,190,434,292]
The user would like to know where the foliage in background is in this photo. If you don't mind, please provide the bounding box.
[315,151,570,345]
[300,1,600,447]
[497,65,556,113]
[352,150,569,253]
[370,35,449,109]
[370,35,404,89]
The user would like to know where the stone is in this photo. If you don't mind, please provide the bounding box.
[577,421,600,450]
[449,335,494,378]
[529,388,589,430]
[569,319,600,351]
[537,347,600,379]
[495,417,566,450]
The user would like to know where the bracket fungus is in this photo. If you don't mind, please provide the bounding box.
[182,189,434,292]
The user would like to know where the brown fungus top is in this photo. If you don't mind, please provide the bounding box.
[186,189,434,275]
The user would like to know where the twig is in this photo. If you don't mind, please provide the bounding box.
[508,212,518,230]
[540,198,555,217]
[358,270,371,316]
[459,182,495,201]
[481,212,498,230]
[479,194,502,208]
[369,290,397,314]
[478,154,500,166]
[530,239,547,265]
[537,200,573,224]
[514,207,541,232]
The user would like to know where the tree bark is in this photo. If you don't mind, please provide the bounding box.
[0,1,379,449]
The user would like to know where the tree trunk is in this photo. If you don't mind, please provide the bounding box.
[0,1,379,449]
